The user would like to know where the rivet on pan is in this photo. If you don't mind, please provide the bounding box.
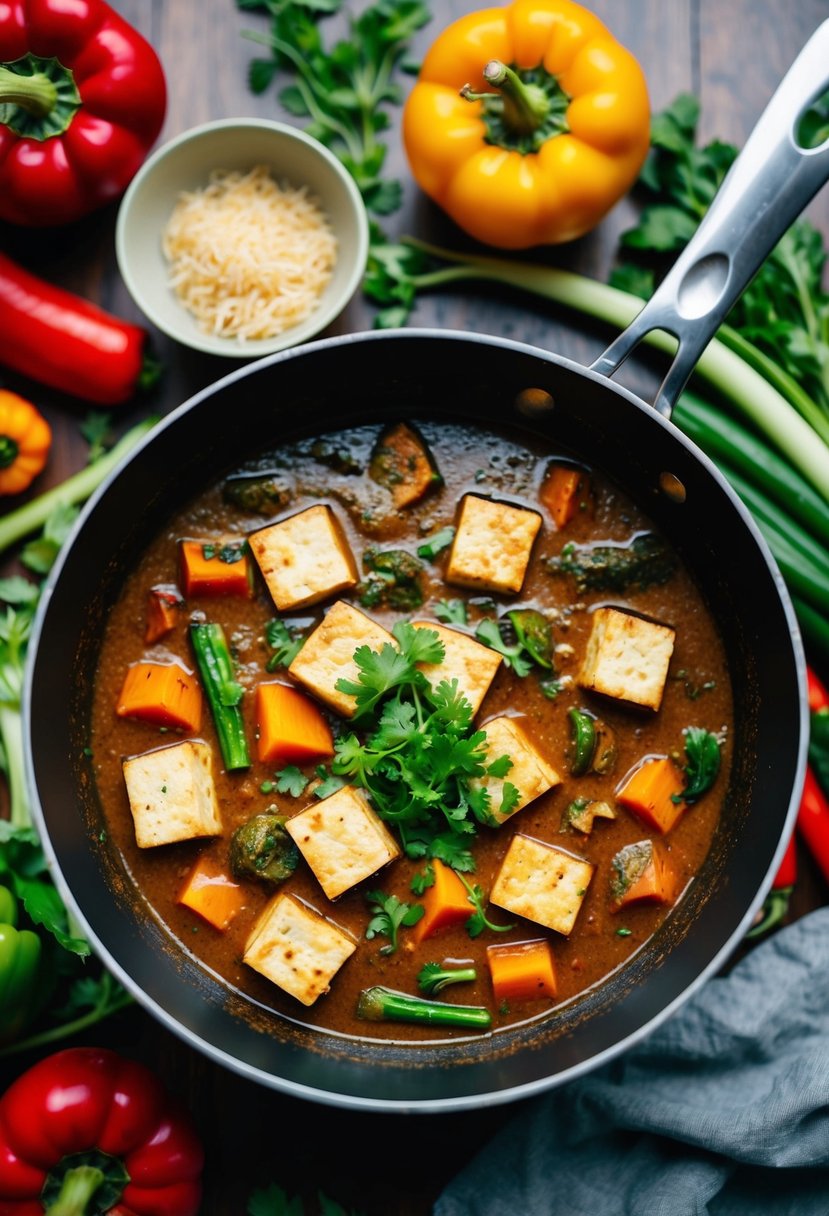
[515,387,554,416]
[659,472,686,503]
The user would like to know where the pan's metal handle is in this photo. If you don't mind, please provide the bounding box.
[591,19,829,418]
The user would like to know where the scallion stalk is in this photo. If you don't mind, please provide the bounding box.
[356,985,492,1029]
[189,621,250,771]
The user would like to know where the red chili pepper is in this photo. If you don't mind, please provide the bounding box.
[0,0,166,227]
[0,1047,203,1216]
[808,665,829,714]
[772,829,798,890]
[0,253,159,405]
[797,764,829,885]
[745,828,797,940]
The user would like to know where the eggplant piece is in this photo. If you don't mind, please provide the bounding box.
[369,422,442,508]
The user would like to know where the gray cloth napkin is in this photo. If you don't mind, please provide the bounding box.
[435,907,829,1216]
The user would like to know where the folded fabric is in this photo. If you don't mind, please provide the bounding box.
[435,908,829,1216]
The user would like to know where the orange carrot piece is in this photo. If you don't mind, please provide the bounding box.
[539,464,590,528]
[611,840,679,911]
[616,756,685,834]
[144,583,184,644]
[116,661,202,732]
[255,682,335,765]
[412,858,471,945]
[177,857,247,931]
[179,539,253,598]
[487,938,557,1004]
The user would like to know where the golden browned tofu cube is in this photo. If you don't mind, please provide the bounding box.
[243,892,356,1006]
[249,504,357,611]
[472,716,561,825]
[491,834,594,936]
[446,495,542,595]
[285,785,400,900]
[578,606,676,711]
[414,621,502,716]
[122,739,222,848]
[288,600,394,718]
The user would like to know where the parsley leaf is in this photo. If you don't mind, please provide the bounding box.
[434,597,468,626]
[265,619,305,670]
[676,726,722,802]
[364,889,424,954]
[274,766,309,798]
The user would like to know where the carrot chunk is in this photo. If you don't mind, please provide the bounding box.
[255,682,335,765]
[179,538,253,598]
[610,839,679,910]
[539,463,590,529]
[412,858,471,945]
[144,583,184,644]
[487,938,557,1004]
[115,660,202,732]
[177,857,247,931]
[616,755,685,834]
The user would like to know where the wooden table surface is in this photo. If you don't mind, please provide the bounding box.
[2,2,829,1213]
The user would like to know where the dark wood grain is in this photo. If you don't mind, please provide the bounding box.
[1,3,828,1213]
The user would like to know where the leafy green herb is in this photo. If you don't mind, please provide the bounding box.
[410,862,434,896]
[313,765,346,800]
[364,889,424,954]
[246,1181,364,1216]
[79,411,112,465]
[330,622,508,861]
[458,873,514,939]
[675,727,722,803]
[265,619,305,670]
[274,766,309,797]
[239,0,429,216]
[508,609,553,668]
[434,598,468,626]
[417,961,477,995]
[539,676,563,700]
[201,540,248,564]
[416,526,455,561]
[474,617,533,677]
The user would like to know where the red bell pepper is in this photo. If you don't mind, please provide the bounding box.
[0,0,166,227]
[0,253,158,405]
[0,1047,203,1216]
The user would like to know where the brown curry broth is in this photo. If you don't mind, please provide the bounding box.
[90,421,732,1041]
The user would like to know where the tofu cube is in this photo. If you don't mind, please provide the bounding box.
[446,495,542,595]
[472,716,561,825]
[414,621,502,716]
[578,606,676,711]
[249,504,357,612]
[122,739,222,848]
[491,834,594,936]
[285,785,400,900]
[243,892,356,1006]
[288,599,394,718]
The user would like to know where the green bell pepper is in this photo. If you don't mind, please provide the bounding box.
[0,885,44,1043]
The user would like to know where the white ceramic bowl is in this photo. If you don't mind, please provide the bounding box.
[115,118,370,358]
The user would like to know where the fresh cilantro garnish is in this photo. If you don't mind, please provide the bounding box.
[475,617,534,677]
[458,873,514,939]
[434,598,468,626]
[364,889,424,955]
[79,411,112,465]
[273,766,309,798]
[265,619,305,670]
[416,526,455,561]
[674,726,722,802]
[313,765,347,800]
[331,622,508,860]
[410,862,435,896]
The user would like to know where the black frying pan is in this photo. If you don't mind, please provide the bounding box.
[24,21,829,1111]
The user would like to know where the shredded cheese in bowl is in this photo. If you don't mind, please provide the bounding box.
[161,165,338,342]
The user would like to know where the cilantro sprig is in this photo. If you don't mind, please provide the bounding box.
[364,889,423,954]
[330,622,514,864]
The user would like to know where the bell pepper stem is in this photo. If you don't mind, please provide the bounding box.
[44,1164,105,1216]
[0,64,56,117]
[481,58,550,135]
[0,436,18,470]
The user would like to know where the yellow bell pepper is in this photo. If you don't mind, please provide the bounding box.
[402,0,650,249]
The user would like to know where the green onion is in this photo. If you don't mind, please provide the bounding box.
[356,985,492,1029]
[189,622,250,771]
